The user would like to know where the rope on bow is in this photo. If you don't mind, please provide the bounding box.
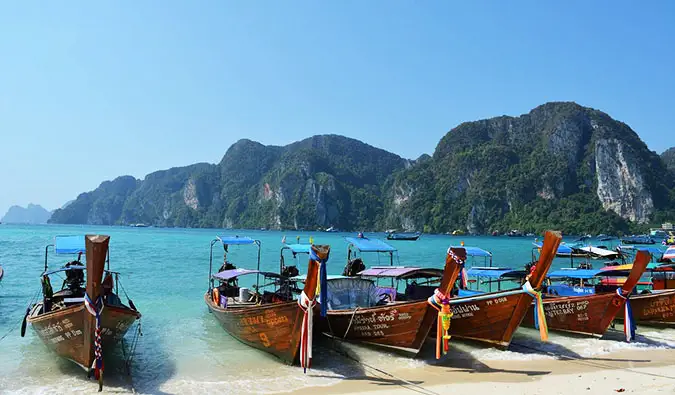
[522,281,548,341]
[297,291,315,373]
[427,288,453,359]
[616,288,636,342]
[84,293,105,382]
[309,248,329,318]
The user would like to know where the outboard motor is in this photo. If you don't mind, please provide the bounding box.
[281,265,299,278]
[342,258,366,277]
[64,252,85,293]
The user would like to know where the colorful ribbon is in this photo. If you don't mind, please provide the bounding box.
[616,288,636,342]
[522,281,548,341]
[84,293,104,379]
[297,291,315,373]
[309,248,329,317]
[427,288,453,359]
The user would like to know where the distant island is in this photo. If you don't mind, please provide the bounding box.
[2,204,52,224]
[49,102,675,235]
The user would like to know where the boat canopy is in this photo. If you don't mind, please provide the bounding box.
[532,241,573,255]
[663,246,675,260]
[282,243,312,254]
[216,236,257,245]
[54,235,85,254]
[547,267,632,279]
[617,245,664,255]
[449,246,491,257]
[466,267,526,279]
[358,266,442,279]
[345,237,397,253]
[578,246,619,257]
[212,268,280,281]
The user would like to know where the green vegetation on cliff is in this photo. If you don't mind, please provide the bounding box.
[50,104,675,234]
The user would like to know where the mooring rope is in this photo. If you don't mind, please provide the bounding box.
[0,289,40,343]
[327,337,442,395]
[510,340,675,380]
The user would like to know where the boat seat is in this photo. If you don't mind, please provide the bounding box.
[405,283,436,300]
[326,278,382,310]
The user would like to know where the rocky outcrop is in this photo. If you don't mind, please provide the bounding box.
[1,204,52,224]
[595,139,654,223]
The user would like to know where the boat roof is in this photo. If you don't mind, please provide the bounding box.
[282,243,312,254]
[54,235,85,254]
[449,246,491,257]
[664,246,675,260]
[216,235,257,245]
[291,274,348,281]
[345,237,397,253]
[547,268,632,279]
[600,263,659,271]
[212,268,280,281]
[466,267,527,279]
[618,245,664,255]
[532,241,573,255]
[578,246,619,257]
[358,266,442,278]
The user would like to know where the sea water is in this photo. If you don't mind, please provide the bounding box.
[0,225,673,394]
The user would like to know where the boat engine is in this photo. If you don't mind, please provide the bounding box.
[342,258,365,277]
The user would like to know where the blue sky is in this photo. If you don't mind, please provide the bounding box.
[1,1,673,215]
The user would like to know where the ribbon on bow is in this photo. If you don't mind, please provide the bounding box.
[427,288,453,359]
[615,288,636,342]
[84,293,105,380]
[522,281,548,341]
[297,291,315,373]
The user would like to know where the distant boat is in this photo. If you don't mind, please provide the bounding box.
[621,235,656,245]
[451,230,465,236]
[325,226,339,232]
[507,230,524,237]
[386,232,421,241]
[0,264,3,282]
[525,233,535,237]
[130,223,148,228]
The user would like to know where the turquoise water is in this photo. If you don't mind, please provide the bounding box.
[1,225,673,394]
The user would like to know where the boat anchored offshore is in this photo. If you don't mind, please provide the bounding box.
[386,231,421,241]
[322,236,461,358]
[22,235,141,391]
[204,235,330,369]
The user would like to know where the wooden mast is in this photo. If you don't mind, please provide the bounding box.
[621,250,651,293]
[83,235,110,377]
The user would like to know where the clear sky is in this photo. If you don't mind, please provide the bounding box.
[1,1,674,215]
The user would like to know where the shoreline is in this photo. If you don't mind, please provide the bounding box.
[293,347,675,394]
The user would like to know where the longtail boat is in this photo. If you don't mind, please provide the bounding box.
[204,236,330,369]
[0,264,3,282]
[522,250,650,339]
[607,248,675,327]
[447,230,561,347]
[321,236,461,358]
[23,235,141,391]
[386,232,421,241]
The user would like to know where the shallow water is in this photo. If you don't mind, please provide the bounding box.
[0,225,673,394]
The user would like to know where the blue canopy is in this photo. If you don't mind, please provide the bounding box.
[547,269,602,279]
[450,246,491,257]
[283,243,311,254]
[345,237,397,253]
[466,267,525,279]
[217,236,257,245]
[618,245,664,255]
[532,242,573,255]
[55,235,85,254]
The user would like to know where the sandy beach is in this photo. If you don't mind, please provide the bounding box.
[295,344,675,395]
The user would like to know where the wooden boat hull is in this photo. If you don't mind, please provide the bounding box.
[204,293,308,364]
[27,303,140,370]
[616,290,675,326]
[447,292,533,348]
[522,293,621,337]
[321,299,434,355]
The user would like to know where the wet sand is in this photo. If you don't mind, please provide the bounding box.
[294,348,675,394]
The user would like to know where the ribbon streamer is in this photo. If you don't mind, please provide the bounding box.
[522,281,548,341]
[427,288,453,359]
[297,291,315,373]
[616,288,636,342]
[84,293,105,379]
